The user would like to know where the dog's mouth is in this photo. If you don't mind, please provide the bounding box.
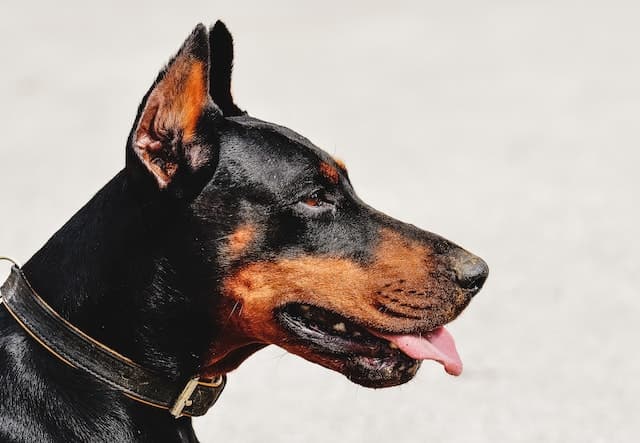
[275,303,462,388]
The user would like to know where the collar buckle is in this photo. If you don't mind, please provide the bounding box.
[170,377,201,418]
[169,375,224,418]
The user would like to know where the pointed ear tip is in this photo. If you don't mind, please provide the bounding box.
[197,23,210,40]
[211,20,232,36]
[212,20,226,29]
[182,23,209,61]
[187,23,208,41]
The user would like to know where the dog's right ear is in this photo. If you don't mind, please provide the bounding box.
[129,24,219,190]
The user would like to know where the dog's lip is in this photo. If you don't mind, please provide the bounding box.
[275,303,462,376]
[275,304,399,358]
[275,303,420,387]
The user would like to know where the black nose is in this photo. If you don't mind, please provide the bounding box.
[450,250,489,293]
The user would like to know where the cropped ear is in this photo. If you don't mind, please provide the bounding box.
[131,24,218,189]
[209,21,244,117]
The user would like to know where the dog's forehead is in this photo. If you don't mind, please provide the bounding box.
[223,116,332,163]
[215,115,343,191]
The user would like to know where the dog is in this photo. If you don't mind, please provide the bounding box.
[0,21,488,442]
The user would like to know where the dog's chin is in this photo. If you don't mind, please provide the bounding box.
[274,304,421,388]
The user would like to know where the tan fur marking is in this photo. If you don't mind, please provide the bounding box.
[150,58,206,143]
[222,229,461,336]
[203,229,467,375]
[319,162,339,184]
[227,225,256,258]
[178,60,207,141]
[134,56,208,187]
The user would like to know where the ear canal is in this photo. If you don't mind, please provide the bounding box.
[209,20,244,117]
[132,24,215,189]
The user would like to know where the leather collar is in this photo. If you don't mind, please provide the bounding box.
[0,265,226,418]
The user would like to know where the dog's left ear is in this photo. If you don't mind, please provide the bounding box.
[131,24,217,190]
[209,21,244,117]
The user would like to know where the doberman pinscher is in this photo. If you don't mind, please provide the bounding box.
[0,21,488,442]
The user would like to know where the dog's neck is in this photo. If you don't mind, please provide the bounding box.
[0,170,217,442]
[21,169,211,379]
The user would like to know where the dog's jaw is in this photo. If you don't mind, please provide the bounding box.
[198,229,483,387]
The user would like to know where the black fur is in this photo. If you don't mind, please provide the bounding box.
[209,21,244,117]
[0,22,486,443]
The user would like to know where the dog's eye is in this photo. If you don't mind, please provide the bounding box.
[302,190,335,208]
[296,190,336,216]
[304,191,325,207]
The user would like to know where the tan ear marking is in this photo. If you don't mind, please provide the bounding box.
[181,61,207,141]
[145,58,207,140]
[133,44,210,188]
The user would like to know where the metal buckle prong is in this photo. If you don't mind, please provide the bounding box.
[197,375,223,388]
[170,377,200,418]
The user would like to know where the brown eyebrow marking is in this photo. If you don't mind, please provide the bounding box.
[319,162,339,184]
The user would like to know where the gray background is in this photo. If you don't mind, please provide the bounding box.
[0,1,638,442]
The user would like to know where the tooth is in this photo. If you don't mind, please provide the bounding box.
[389,342,398,349]
[299,305,313,319]
[353,331,362,337]
[332,322,346,333]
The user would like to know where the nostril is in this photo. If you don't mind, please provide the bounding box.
[451,252,489,293]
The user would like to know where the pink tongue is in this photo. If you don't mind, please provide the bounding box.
[375,326,463,376]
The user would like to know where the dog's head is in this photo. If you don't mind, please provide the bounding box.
[127,23,488,388]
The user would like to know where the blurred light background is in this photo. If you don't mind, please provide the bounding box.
[0,1,638,442]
